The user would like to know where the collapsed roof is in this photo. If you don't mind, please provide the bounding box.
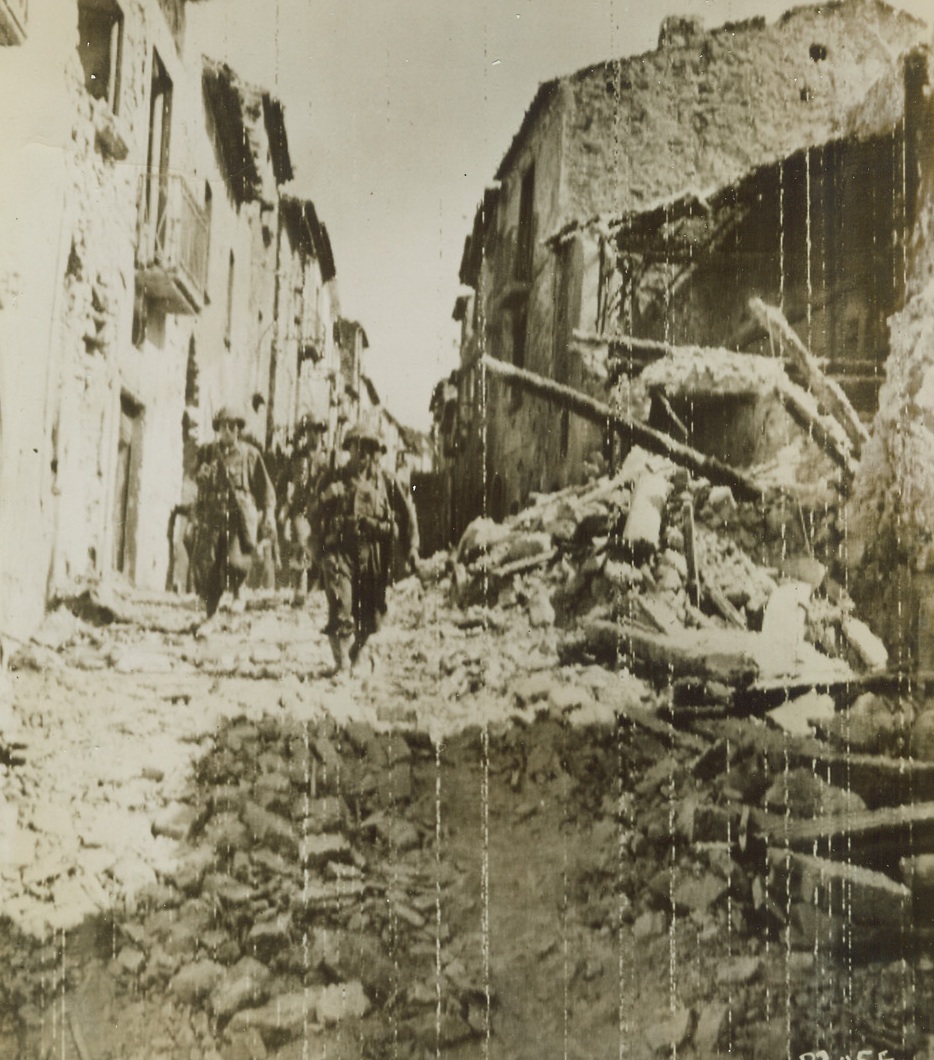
[462,0,929,285]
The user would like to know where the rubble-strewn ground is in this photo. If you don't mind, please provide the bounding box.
[3,452,934,1059]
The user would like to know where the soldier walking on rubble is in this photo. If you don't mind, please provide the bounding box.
[278,413,330,607]
[315,417,419,675]
[190,405,277,625]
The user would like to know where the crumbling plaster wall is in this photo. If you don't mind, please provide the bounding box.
[0,0,239,606]
[480,82,604,513]
[0,2,78,639]
[267,218,303,450]
[564,0,926,225]
[57,0,213,593]
[297,269,339,436]
[187,92,270,448]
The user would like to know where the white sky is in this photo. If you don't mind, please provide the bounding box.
[188,0,934,432]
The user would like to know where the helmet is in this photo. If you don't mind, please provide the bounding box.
[343,416,386,452]
[212,405,246,431]
[297,413,328,435]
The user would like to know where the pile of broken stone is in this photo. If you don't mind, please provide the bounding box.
[71,714,489,1057]
[446,444,934,1014]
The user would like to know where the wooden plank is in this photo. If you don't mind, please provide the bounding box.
[754,801,934,872]
[681,499,701,609]
[767,848,911,927]
[750,296,869,453]
[479,355,765,501]
[776,378,859,481]
[763,744,934,809]
[705,584,746,629]
[560,618,759,687]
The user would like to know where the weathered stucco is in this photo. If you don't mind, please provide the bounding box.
[0,0,349,639]
[563,0,926,226]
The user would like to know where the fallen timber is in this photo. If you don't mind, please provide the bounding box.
[750,296,869,455]
[753,801,934,871]
[733,668,934,714]
[478,355,765,501]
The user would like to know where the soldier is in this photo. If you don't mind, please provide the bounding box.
[278,414,330,607]
[190,405,276,624]
[316,418,419,674]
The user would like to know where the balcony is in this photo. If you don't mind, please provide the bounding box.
[0,0,27,44]
[136,173,209,314]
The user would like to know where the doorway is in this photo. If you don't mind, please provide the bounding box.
[112,393,143,578]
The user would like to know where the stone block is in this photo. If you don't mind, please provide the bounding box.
[645,1006,694,1054]
[169,959,225,1005]
[299,795,348,832]
[241,802,299,860]
[246,915,292,964]
[209,957,271,1023]
[301,833,352,870]
[672,874,728,915]
[315,981,369,1025]
[227,992,312,1049]
[204,812,250,854]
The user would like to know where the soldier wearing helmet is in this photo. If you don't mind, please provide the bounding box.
[190,404,276,623]
[315,415,419,675]
[277,412,331,606]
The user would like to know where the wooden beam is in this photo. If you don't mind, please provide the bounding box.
[750,297,870,454]
[479,355,765,501]
[776,378,859,482]
[763,744,934,809]
[755,801,934,870]
[559,618,760,687]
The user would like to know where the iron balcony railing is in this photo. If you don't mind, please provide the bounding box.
[136,172,209,313]
[0,0,28,45]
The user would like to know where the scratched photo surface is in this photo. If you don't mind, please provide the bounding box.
[2,0,934,1057]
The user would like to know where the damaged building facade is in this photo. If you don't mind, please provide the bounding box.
[0,0,362,641]
[436,0,929,541]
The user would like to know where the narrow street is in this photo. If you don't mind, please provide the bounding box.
[2,456,934,1059]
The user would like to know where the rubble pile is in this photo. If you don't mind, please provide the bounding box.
[449,445,867,701]
[437,447,934,1056]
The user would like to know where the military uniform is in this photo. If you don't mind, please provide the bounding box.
[280,440,330,599]
[316,445,418,668]
[191,430,276,617]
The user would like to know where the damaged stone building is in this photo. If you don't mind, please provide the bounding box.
[0,0,367,642]
[435,0,929,540]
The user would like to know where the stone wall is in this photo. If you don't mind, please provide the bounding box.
[563,0,927,227]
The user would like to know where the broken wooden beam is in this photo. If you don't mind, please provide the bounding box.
[768,849,911,930]
[754,800,934,872]
[705,584,746,629]
[776,378,859,481]
[681,498,701,609]
[761,734,934,808]
[559,618,759,687]
[750,297,869,455]
[479,355,765,501]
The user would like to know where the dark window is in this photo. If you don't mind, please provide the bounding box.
[515,164,535,281]
[203,182,212,302]
[77,0,123,113]
[144,50,173,247]
[225,251,235,348]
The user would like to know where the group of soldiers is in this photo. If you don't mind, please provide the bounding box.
[186,406,419,676]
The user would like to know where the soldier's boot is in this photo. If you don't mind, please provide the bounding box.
[290,568,307,608]
[328,634,354,674]
[349,637,374,676]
